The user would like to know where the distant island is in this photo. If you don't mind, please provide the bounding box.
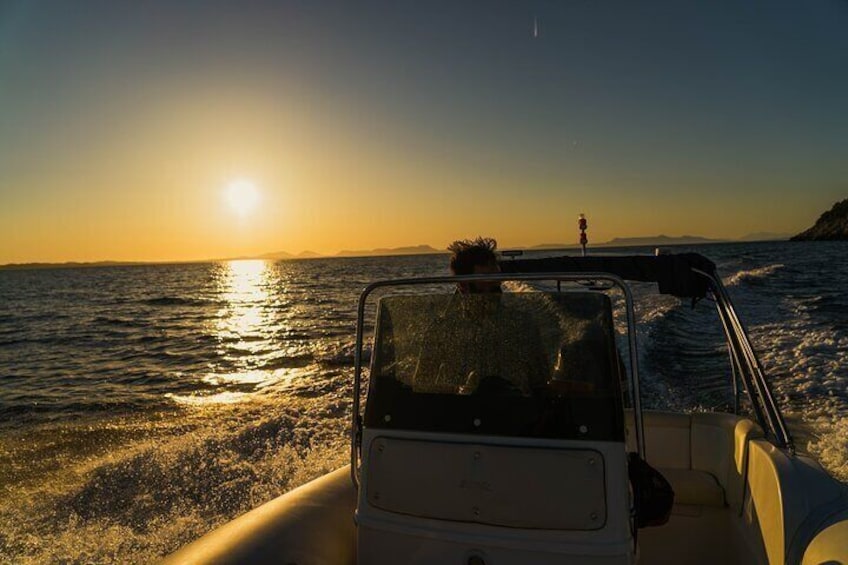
[0,234,796,270]
[335,244,441,258]
[521,233,787,251]
[0,260,148,271]
[599,235,726,247]
[255,244,443,260]
[791,198,848,241]
[258,250,322,260]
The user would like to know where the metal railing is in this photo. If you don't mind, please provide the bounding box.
[693,269,794,452]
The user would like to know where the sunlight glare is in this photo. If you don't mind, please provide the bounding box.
[224,179,260,217]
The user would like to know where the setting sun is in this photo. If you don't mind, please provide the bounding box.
[224,179,260,218]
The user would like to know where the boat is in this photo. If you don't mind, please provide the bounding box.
[163,252,848,564]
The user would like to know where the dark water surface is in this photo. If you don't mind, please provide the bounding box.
[0,242,846,563]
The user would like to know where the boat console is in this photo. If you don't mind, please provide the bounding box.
[356,290,635,564]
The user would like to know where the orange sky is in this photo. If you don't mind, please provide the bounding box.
[1,2,845,264]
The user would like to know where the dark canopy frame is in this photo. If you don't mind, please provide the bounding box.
[499,253,717,300]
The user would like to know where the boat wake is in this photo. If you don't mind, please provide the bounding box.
[750,303,848,482]
[0,394,350,564]
[722,263,786,288]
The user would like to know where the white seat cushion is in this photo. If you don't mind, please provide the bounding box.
[642,412,691,470]
[659,468,726,507]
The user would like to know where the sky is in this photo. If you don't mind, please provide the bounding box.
[1,0,846,263]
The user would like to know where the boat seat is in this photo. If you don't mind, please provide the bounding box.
[692,412,762,512]
[658,467,725,507]
[642,412,725,507]
[631,411,763,510]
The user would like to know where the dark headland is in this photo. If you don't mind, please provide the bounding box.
[792,199,848,241]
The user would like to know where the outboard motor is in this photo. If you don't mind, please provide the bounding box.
[354,291,636,564]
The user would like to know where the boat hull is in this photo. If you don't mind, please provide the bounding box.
[161,466,356,565]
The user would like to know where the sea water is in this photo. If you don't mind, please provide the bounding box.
[0,241,845,563]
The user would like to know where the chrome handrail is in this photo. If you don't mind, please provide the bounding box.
[693,269,793,452]
[350,272,642,487]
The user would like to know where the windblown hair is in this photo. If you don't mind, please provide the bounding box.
[448,236,498,275]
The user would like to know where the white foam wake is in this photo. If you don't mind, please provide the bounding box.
[722,263,785,287]
[747,296,848,482]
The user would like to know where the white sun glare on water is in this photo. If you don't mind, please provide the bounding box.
[224,179,261,218]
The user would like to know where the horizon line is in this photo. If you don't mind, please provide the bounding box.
[0,234,794,270]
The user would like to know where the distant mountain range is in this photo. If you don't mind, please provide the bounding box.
[520,233,788,251]
[335,244,441,258]
[0,234,796,270]
[256,245,442,260]
[599,235,726,247]
[258,250,322,260]
[0,260,148,270]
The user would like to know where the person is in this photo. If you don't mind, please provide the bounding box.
[407,236,551,395]
[447,236,502,294]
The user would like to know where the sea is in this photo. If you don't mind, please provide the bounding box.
[0,240,846,563]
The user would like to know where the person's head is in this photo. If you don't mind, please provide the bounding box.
[448,236,501,293]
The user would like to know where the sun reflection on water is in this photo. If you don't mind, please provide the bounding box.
[217,259,274,358]
[169,259,307,406]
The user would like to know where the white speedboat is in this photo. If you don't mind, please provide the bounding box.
[164,253,848,564]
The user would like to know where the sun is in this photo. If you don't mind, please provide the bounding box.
[224,179,260,218]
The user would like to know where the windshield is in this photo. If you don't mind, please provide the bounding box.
[364,291,626,441]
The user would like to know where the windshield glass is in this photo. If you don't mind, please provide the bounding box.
[364,291,625,441]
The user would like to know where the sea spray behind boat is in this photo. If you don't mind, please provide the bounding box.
[0,395,350,563]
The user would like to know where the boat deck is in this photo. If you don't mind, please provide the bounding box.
[639,505,761,564]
